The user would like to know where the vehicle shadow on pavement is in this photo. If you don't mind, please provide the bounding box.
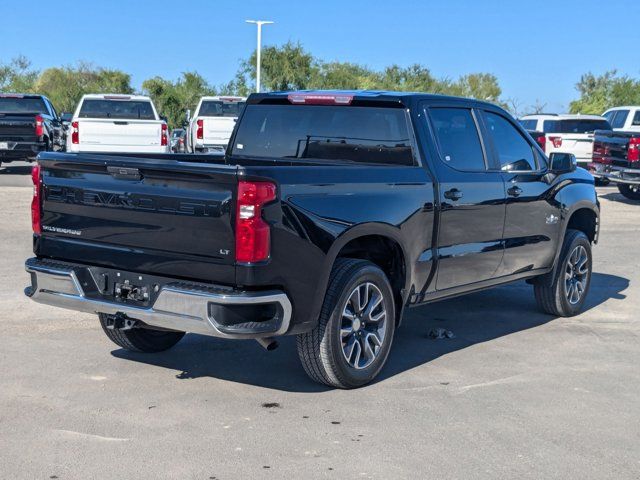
[111,272,628,392]
[0,164,32,175]
[598,192,640,205]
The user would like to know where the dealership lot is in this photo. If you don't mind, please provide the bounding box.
[0,162,638,479]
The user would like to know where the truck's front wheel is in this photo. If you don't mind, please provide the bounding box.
[534,229,592,317]
[618,184,640,201]
[296,259,396,389]
[99,314,185,352]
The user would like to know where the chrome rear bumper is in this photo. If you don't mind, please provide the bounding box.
[24,258,292,339]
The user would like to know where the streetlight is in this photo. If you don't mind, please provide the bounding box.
[245,19,274,93]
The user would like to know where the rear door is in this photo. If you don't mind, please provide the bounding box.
[424,104,506,291]
[481,110,561,275]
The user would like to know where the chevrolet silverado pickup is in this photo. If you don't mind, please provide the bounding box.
[0,93,64,166]
[591,129,640,200]
[25,91,600,388]
[66,94,169,154]
[186,96,246,153]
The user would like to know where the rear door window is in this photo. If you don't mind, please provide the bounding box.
[231,104,415,165]
[632,111,640,126]
[483,111,537,171]
[78,99,156,120]
[429,108,486,171]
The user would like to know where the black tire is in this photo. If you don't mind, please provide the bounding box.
[617,184,640,201]
[534,229,592,317]
[296,258,396,389]
[594,177,610,187]
[99,314,185,352]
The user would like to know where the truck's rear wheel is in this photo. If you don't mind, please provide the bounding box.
[296,258,396,389]
[534,229,592,317]
[99,314,185,352]
[618,184,640,201]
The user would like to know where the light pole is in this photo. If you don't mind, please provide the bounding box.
[245,19,274,93]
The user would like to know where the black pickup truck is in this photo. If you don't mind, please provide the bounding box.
[25,91,599,388]
[591,130,640,200]
[0,94,65,166]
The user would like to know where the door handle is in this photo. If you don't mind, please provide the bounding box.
[507,185,523,197]
[444,188,463,201]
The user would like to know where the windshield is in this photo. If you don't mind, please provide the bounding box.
[78,99,156,120]
[199,100,245,117]
[0,97,47,114]
[542,119,611,134]
[231,104,415,165]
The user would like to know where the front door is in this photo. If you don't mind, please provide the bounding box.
[480,110,561,275]
[425,105,506,291]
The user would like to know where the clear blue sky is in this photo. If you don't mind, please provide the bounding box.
[2,0,639,112]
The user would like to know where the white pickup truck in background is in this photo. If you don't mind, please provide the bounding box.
[519,113,611,168]
[186,96,245,153]
[602,106,640,132]
[66,94,169,153]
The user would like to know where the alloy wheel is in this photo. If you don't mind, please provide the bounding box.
[564,245,590,305]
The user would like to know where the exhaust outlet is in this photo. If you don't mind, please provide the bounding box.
[256,337,279,351]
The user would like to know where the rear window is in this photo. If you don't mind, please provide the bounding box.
[518,119,538,130]
[0,97,47,114]
[231,104,415,165]
[542,119,611,133]
[199,101,245,117]
[78,99,156,120]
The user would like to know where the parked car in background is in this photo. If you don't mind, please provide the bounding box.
[0,93,65,167]
[65,94,169,154]
[186,96,246,153]
[170,128,186,153]
[602,106,640,132]
[519,114,611,169]
[591,129,640,200]
[26,91,599,388]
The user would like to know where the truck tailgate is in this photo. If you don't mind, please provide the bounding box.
[0,113,36,139]
[203,117,237,144]
[36,153,238,284]
[78,119,163,147]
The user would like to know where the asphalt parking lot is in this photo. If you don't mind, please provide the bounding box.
[0,161,638,479]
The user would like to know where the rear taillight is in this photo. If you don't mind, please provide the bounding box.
[34,115,44,138]
[71,121,79,144]
[161,123,168,146]
[536,135,546,152]
[628,137,640,162]
[549,136,563,148]
[196,119,204,140]
[235,181,276,263]
[31,164,42,234]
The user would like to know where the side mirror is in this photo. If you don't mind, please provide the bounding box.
[185,109,191,123]
[549,152,577,174]
[60,112,73,124]
[160,115,168,123]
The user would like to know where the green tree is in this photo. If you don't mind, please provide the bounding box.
[143,72,216,128]
[35,63,134,113]
[0,55,38,92]
[569,71,640,114]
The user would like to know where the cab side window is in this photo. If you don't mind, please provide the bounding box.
[428,108,486,171]
[483,112,536,171]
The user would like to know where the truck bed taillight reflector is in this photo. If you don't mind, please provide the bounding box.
[287,93,354,105]
[549,136,563,148]
[161,123,168,146]
[71,121,79,144]
[536,135,546,152]
[235,181,276,263]
[196,119,204,140]
[34,115,44,137]
[31,164,42,234]
[628,137,640,162]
